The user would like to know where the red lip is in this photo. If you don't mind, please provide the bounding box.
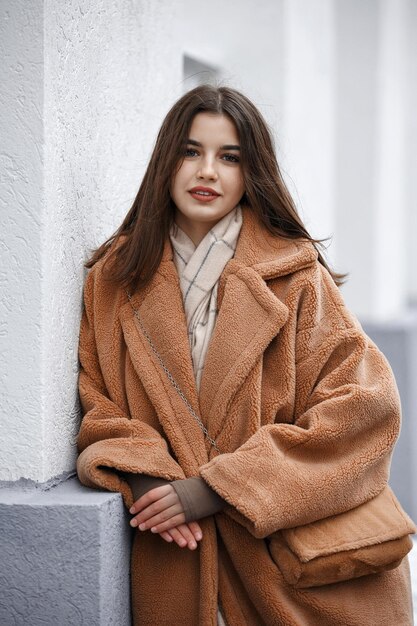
[189,186,220,196]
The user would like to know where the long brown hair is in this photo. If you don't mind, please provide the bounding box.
[85,84,347,290]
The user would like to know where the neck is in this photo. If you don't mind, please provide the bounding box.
[173,213,218,247]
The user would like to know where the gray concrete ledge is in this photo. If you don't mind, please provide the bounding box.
[0,477,133,626]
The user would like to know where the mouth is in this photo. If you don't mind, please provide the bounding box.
[188,186,221,202]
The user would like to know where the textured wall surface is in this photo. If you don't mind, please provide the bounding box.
[0,2,44,479]
[0,478,132,625]
[1,0,184,482]
[40,0,184,483]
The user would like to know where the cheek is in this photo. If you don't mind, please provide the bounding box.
[227,170,245,196]
[170,171,185,198]
[173,163,193,191]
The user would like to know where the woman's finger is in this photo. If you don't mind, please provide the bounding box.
[130,494,179,528]
[157,524,202,549]
[164,526,190,548]
[158,530,174,543]
[187,520,203,541]
[129,484,176,515]
[131,503,184,531]
[148,511,185,533]
[174,523,198,549]
[166,525,198,549]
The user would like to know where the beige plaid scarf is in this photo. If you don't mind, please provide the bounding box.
[170,207,242,626]
[169,204,243,393]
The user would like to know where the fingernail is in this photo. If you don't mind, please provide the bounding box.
[130,519,138,527]
[195,533,202,540]
[189,541,197,549]
[150,527,157,533]
[129,507,135,514]
[179,540,186,547]
[139,523,146,531]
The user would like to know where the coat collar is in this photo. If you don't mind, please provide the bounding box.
[119,205,318,472]
[159,203,318,279]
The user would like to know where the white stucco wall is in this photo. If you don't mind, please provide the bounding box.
[0,1,44,479]
[1,0,184,482]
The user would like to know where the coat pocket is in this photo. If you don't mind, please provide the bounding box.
[266,485,416,589]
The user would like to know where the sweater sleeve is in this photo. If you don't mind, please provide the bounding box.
[171,477,227,522]
[121,473,172,502]
[76,267,186,511]
[122,473,227,521]
[198,263,402,539]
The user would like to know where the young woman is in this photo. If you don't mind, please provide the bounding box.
[76,85,414,625]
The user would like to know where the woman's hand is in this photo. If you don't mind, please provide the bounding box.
[159,521,203,550]
[129,484,202,549]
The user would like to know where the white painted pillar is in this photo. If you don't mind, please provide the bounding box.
[373,0,409,320]
[405,0,417,309]
[280,0,336,259]
[0,0,184,483]
[0,1,44,481]
[334,0,409,320]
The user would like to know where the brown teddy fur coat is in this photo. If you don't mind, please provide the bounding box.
[76,205,414,625]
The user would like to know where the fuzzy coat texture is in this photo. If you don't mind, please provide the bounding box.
[76,204,414,625]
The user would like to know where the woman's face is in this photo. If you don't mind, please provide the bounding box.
[170,112,245,245]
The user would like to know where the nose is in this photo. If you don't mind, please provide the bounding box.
[197,154,218,181]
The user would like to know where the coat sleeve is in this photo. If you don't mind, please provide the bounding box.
[199,262,402,539]
[76,266,186,510]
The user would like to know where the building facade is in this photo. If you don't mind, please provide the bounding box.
[1,0,416,622]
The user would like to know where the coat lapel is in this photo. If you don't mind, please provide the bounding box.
[198,263,289,444]
[199,206,318,450]
[119,206,318,466]
[119,240,210,472]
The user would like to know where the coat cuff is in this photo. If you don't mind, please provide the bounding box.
[76,439,185,510]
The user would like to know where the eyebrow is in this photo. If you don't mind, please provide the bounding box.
[187,138,240,151]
